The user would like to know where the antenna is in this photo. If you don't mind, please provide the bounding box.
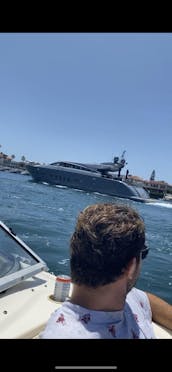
[150,170,155,181]
[121,150,126,160]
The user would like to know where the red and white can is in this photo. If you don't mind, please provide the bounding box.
[53,274,71,302]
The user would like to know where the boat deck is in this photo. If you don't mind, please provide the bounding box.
[0,271,171,339]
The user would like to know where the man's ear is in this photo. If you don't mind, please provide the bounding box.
[125,257,137,280]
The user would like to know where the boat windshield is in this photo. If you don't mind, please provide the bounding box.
[0,221,47,293]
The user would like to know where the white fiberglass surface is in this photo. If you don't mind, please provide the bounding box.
[0,221,47,292]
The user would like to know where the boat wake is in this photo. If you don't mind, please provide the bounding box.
[55,185,67,189]
[73,188,84,192]
[146,201,172,208]
[58,258,69,265]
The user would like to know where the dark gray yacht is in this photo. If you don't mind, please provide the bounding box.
[27,152,150,202]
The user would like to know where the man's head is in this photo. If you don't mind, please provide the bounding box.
[70,203,147,287]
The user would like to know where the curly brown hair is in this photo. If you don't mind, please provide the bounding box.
[70,203,145,287]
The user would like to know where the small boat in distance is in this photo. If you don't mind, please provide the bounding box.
[27,151,150,203]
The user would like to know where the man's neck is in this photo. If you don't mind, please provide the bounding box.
[70,279,127,312]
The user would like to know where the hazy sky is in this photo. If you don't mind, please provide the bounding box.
[1,33,172,183]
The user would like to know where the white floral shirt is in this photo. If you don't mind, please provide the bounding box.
[40,287,156,339]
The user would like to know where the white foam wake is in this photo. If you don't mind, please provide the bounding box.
[146,201,172,208]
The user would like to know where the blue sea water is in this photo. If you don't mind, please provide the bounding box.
[0,172,172,304]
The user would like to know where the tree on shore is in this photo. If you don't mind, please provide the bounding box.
[11,154,15,159]
[21,155,26,162]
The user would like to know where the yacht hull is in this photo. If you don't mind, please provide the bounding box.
[27,164,150,202]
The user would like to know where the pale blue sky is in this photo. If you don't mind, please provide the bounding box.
[1,33,172,183]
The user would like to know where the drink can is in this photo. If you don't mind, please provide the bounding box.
[53,274,71,302]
